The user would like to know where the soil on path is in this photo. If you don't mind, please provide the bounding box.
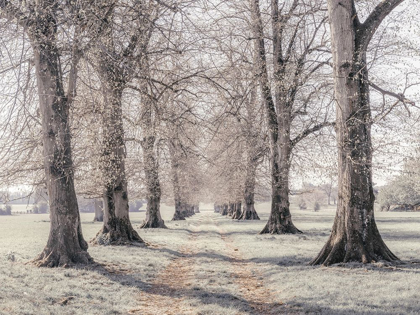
[129,211,298,315]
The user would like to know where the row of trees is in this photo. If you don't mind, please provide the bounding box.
[210,0,418,265]
[0,0,418,267]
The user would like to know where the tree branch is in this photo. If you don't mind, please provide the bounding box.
[357,0,405,50]
[369,80,415,106]
[291,121,335,147]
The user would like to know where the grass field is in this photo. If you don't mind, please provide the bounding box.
[1,202,420,314]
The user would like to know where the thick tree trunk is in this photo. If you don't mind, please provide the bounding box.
[140,134,166,228]
[93,68,142,245]
[31,10,91,267]
[231,202,242,220]
[173,201,189,220]
[251,0,299,234]
[311,0,399,265]
[194,205,200,213]
[261,109,300,234]
[94,199,104,222]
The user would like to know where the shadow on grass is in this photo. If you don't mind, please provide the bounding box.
[94,262,296,315]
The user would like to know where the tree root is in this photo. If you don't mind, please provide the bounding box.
[92,225,144,246]
[260,220,302,234]
[32,248,93,268]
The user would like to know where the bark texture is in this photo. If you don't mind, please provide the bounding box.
[239,155,260,220]
[311,0,402,265]
[251,0,300,234]
[238,80,261,221]
[29,1,91,267]
[93,30,143,245]
[172,202,189,221]
[140,133,166,228]
[231,202,242,220]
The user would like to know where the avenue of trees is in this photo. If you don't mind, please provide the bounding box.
[0,0,419,267]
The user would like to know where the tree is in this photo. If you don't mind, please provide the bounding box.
[91,2,151,244]
[311,0,403,265]
[377,156,420,211]
[250,0,333,234]
[0,0,107,266]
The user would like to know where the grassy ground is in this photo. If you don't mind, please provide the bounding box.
[1,203,420,314]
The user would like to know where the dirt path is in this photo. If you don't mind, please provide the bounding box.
[129,211,295,315]
[215,217,296,315]
[129,217,204,315]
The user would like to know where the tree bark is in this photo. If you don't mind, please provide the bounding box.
[140,133,166,228]
[231,202,242,220]
[311,0,401,265]
[30,2,91,267]
[239,159,260,220]
[173,202,189,220]
[93,57,143,245]
[194,205,200,213]
[185,204,195,217]
[169,138,188,221]
[94,199,104,222]
[251,0,300,234]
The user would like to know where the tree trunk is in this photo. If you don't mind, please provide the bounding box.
[251,0,300,234]
[239,155,260,220]
[93,66,143,245]
[140,134,166,228]
[169,139,188,221]
[311,0,399,265]
[185,204,195,217]
[231,202,242,220]
[194,205,200,213]
[94,199,104,222]
[220,204,228,216]
[31,8,91,267]
[227,202,235,216]
[173,201,189,220]
[260,145,301,234]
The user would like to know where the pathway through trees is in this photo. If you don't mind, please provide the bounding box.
[129,210,300,315]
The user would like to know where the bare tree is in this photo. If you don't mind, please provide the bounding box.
[250,0,333,234]
[91,2,154,244]
[0,0,111,266]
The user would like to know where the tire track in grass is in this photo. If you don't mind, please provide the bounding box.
[215,216,300,315]
[129,217,204,315]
